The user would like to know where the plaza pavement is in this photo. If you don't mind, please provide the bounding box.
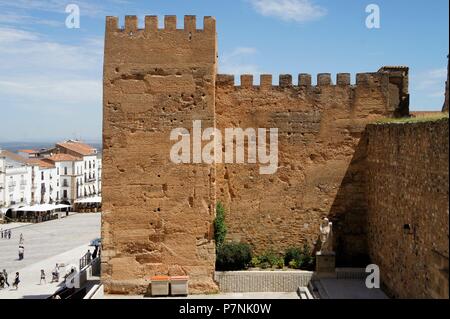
[0,213,100,299]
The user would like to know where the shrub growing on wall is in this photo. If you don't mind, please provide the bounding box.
[214,202,227,249]
[216,242,252,271]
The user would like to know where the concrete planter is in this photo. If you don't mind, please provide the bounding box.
[150,276,170,296]
[170,276,189,296]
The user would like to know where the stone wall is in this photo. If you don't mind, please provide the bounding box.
[366,119,449,299]
[101,15,412,294]
[215,71,408,266]
[102,15,218,294]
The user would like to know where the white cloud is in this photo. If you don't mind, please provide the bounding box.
[0,27,39,42]
[249,0,327,23]
[220,47,261,76]
[0,0,105,18]
[0,26,103,140]
[0,27,102,72]
[0,12,62,27]
[413,68,447,97]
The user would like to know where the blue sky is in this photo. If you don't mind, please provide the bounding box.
[0,0,448,142]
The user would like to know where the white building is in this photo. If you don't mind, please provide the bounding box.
[0,140,102,220]
[55,140,101,199]
[0,149,33,209]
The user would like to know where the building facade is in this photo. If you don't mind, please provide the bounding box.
[0,141,102,220]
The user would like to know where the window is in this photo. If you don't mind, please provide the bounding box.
[57,168,59,175]
[41,172,44,180]
[63,190,67,199]
[64,167,68,175]
[63,179,68,187]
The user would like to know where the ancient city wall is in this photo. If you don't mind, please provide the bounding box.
[102,15,412,294]
[102,15,218,294]
[216,70,409,265]
[366,119,449,299]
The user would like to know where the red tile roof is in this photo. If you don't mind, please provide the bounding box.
[28,158,55,169]
[0,150,30,164]
[56,141,96,156]
[46,154,82,162]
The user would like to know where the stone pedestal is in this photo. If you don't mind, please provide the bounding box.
[316,252,336,278]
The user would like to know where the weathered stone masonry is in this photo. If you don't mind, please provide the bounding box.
[366,119,449,299]
[102,15,218,294]
[102,15,413,294]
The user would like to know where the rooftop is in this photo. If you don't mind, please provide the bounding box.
[28,158,55,169]
[46,153,82,162]
[56,140,97,156]
[0,149,30,165]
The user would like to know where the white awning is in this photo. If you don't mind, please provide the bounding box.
[54,204,72,210]
[74,196,101,204]
[15,203,69,212]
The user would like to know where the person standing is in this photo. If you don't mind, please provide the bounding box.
[19,233,24,245]
[12,272,20,290]
[18,245,24,260]
[40,270,46,285]
[8,229,11,240]
[86,250,92,263]
[3,269,10,288]
[92,245,99,259]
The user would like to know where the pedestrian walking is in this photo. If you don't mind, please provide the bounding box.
[19,233,24,245]
[1,229,3,239]
[86,250,92,263]
[12,272,20,290]
[40,269,46,284]
[3,269,10,288]
[18,245,24,260]
[8,229,11,240]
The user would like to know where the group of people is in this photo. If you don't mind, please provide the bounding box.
[0,228,12,240]
[0,233,24,290]
[40,263,62,285]
[0,270,20,290]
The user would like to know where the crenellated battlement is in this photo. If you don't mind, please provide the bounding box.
[102,14,411,296]
[216,71,396,89]
[105,15,216,34]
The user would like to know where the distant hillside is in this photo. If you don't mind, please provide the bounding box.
[0,141,103,153]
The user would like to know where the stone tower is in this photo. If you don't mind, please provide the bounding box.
[101,15,218,294]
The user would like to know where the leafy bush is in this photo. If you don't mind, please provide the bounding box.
[250,257,261,268]
[214,202,227,249]
[253,250,285,269]
[284,244,315,270]
[284,247,302,266]
[216,242,252,271]
[288,259,299,269]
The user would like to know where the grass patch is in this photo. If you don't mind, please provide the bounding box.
[373,113,448,124]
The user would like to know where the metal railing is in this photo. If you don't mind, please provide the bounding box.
[79,252,93,270]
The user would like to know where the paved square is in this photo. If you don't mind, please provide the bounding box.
[0,213,100,298]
